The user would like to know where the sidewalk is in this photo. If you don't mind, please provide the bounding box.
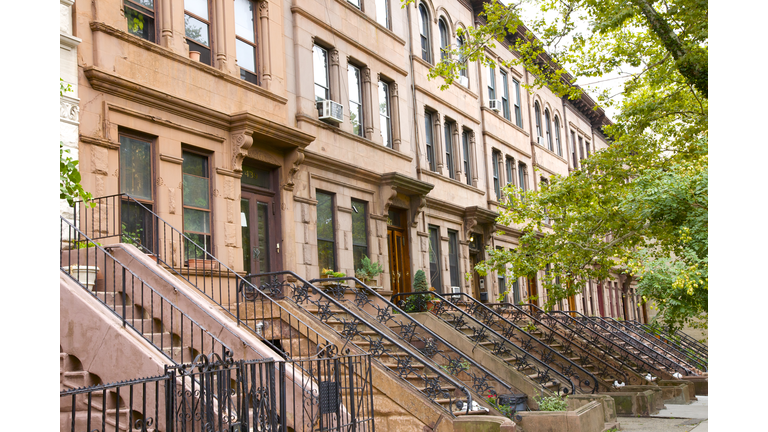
[616,396,707,431]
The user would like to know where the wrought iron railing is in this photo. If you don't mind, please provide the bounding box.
[582,316,694,377]
[242,273,477,414]
[61,216,234,365]
[392,292,577,396]
[521,304,661,380]
[61,352,375,432]
[488,302,633,387]
[639,321,708,364]
[74,194,335,361]
[306,277,520,405]
[609,318,706,373]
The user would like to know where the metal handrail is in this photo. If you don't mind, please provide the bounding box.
[392,291,577,396]
[61,216,235,365]
[74,194,334,361]
[639,321,708,359]
[307,277,518,401]
[609,318,706,373]
[581,315,694,377]
[521,303,661,379]
[244,273,476,415]
[488,302,632,387]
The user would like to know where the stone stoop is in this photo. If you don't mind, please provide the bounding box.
[516,400,606,432]
[609,390,659,417]
[567,394,617,425]
[617,385,665,411]
[680,376,707,397]
[657,380,693,404]
[453,415,517,432]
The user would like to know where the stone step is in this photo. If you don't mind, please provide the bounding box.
[61,371,100,390]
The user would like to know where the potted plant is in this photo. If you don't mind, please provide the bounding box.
[67,239,101,291]
[355,255,384,288]
[402,270,438,312]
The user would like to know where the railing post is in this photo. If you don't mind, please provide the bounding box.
[347,356,357,432]
[279,361,287,432]
[269,359,278,432]
[122,267,127,327]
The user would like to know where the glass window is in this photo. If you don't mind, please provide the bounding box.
[348,0,361,10]
[376,0,389,29]
[419,4,431,63]
[439,19,449,61]
[235,0,258,85]
[544,109,552,151]
[487,66,496,100]
[571,131,578,168]
[500,70,510,120]
[120,136,153,201]
[448,230,460,287]
[492,151,501,199]
[184,0,212,65]
[457,34,468,85]
[496,246,506,297]
[444,121,455,179]
[313,45,330,102]
[124,0,156,42]
[316,191,336,271]
[578,136,584,162]
[554,116,562,156]
[534,102,542,139]
[429,226,442,292]
[505,157,515,201]
[585,141,591,157]
[425,111,435,171]
[351,199,368,270]
[513,79,522,127]
[379,81,392,148]
[182,151,211,259]
[348,64,364,136]
[462,130,472,186]
[518,162,527,193]
[241,165,271,189]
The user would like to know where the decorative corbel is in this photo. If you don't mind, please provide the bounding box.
[283,149,305,191]
[409,194,427,228]
[231,128,255,172]
[380,184,398,215]
[464,218,477,241]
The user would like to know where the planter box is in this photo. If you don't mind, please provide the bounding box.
[185,259,218,270]
[517,400,606,432]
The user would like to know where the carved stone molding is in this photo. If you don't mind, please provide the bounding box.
[231,128,255,172]
[60,96,80,124]
[258,0,269,17]
[463,206,499,245]
[284,149,305,191]
[380,172,434,225]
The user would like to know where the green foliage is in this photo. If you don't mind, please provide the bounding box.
[121,223,144,247]
[426,0,709,332]
[60,79,94,209]
[355,255,384,282]
[522,322,537,333]
[321,268,346,278]
[485,394,516,419]
[413,269,429,292]
[535,393,568,411]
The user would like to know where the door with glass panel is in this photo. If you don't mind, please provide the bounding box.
[240,165,280,280]
[387,209,410,296]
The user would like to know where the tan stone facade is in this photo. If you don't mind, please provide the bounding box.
[73,0,642,321]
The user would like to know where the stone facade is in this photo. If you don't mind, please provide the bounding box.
[61,0,81,222]
[73,0,644,321]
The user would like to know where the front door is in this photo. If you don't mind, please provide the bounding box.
[241,190,279,277]
[469,252,481,300]
[387,209,410,296]
[527,274,538,314]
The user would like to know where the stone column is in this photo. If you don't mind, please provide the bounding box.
[214,0,228,70]
[433,114,443,174]
[452,125,461,179]
[362,67,374,138]
[330,49,340,102]
[390,82,402,151]
[470,131,478,187]
[258,0,272,89]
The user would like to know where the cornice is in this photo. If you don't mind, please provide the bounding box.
[424,197,466,217]
[89,21,287,104]
[160,154,184,165]
[60,32,81,50]
[80,134,119,150]
[215,167,242,178]
[292,7,409,77]
[380,172,435,197]
[414,83,481,125]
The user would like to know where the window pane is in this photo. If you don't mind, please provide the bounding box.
[429,226,442,291]
[236,39,256,72]
[352,200,368,246]
[125,4,155,42]
[348,0,361,9]
[185,14,209,46]
[379,81,391,147]
[424,112,435,171]
[313,46,329,101]
[349,65,363,136]
[448,231,459,286]
[242,165,271,189]
[376,0,389,28]
[241,199,251,273]
[316,192,334,241]
[184,208,210,234]
[185,0,208,19]
[182,152,208,177]
[234,0,255,41]
[318,240,335,271]
[183,174,210,208]
[257,202,270,274]
[185,233,211,259]
[444,122,453,177]
[119,136,153,201]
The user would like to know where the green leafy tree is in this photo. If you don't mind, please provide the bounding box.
[419,0,708,331]
[60,79,93,208]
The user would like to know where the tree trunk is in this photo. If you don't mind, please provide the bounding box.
[630,0,708,98]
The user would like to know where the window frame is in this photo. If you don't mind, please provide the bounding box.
[447,230,460,288]
[554,116,562,156]
[184,0,213,66]
[518,161,527,193]
[234,0,259,85]
[444,120,455,180]
[457,34,468,84]
[313,44,330,103]
[375,0,390,29]
[347,0,362,10]
[424,110,436,171]
[500,70,510,120]
[351,199,369,271]
[544,109,553,151]
[487,66,496,101]
[571,130,578,169]
[462,130,472,186]
[379,80,392,148]
[534,101,542,139]
[181,148,214,259]
[505,156,515,189]
[428,225,443,292]
[348,63,364,137]
[438,18,450,61]
[492,150,501,199]
[124,0,158,43]
[119,131,157,252]
[316,190,337,271]
[418,4,432,64]
[513,79,522,127]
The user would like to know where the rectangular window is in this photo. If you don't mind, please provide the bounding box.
[585,141,591,157]
[578,136,585,162]
[375,0,389,29]
[119,134,154,249]
[513,79,522,127]
[500,70,510,120]
[235,0,258,85]
[571,131,578,168]
[518,162,527,193]
[428,226,442,292]
[348,64,364,136]
[185,0,212,65]
[496,246,506,297]
[379,81,392,148]
[316,191,336,271]
[425,111,436,171]
[448,230,460,287]
[124,0,156,42]
[462,130,472,186]
[541,177,550,224]
[444,121,455,179]
[313,45,330,102]
[182,151,212,259]
[351,199,368,271]
[492,151,501,199]
[505,157,515,187]
[486,66,496,101]
[347,0,361,9]
[512,275,520,304]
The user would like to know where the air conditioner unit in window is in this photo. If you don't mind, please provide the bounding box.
[537,135,545,146]
[451,286,462,294]
[458,75,469,87]
[488,99,502,112]
[317,99,344,123]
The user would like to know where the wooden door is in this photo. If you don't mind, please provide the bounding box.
[469,253,481,300]
[527,274,538,314]
[596,282,605,316]
[387,227,411,295]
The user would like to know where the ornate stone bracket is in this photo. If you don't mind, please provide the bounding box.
[60,95,80,125]
[283,149,305,191]
[409,194,427,228]
[230,127,255,172]
[379,172,434,227]
[464,206,499,245]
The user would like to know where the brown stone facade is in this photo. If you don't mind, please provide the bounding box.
[73,0,636,320]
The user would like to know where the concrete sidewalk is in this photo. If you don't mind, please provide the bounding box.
[616,396,708,431]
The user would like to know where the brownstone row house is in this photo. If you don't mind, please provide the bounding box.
[70,0,646,321]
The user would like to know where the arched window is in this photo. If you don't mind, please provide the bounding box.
[554,116,562,156]
[544,109,552,151]
[457,33,468,85]
[534,101,542,140]
[419,4,432,63]
[439,18,449,61]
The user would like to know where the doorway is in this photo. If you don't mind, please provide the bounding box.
[387,208,411,296]
[468,234,484,302]
[240,165,281,281]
